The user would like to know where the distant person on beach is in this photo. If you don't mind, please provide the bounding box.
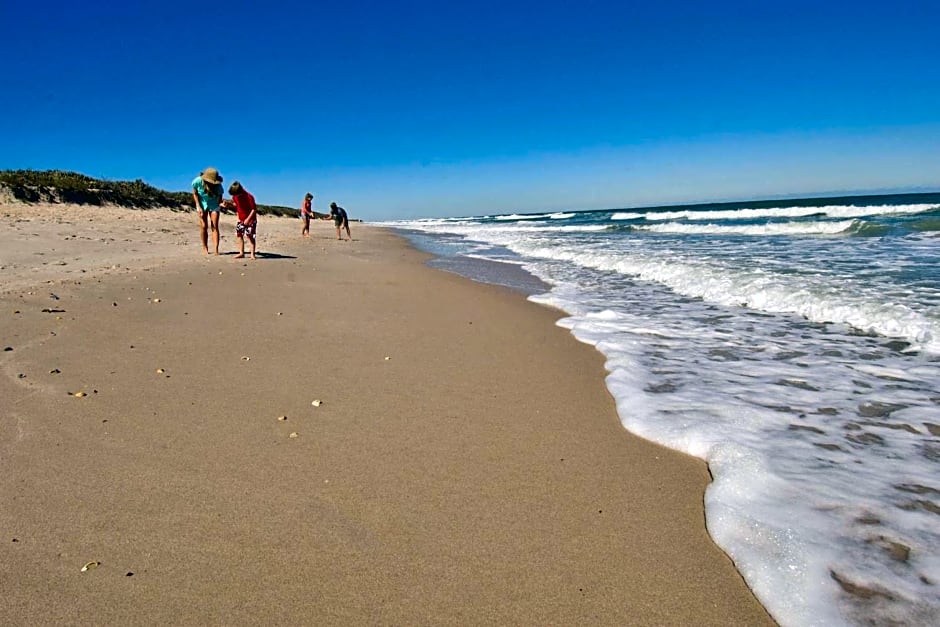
[227,181,258,259]
[324,201,351,240]
[192,167,224,255]
[301,193,314,237]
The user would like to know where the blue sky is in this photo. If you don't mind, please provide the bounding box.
[2,0,938,219]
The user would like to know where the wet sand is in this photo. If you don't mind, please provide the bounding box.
[0,203,774,624]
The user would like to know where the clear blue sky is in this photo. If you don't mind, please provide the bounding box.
[2,0,938,219]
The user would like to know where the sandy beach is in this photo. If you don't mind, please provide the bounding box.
[0,203,773,624]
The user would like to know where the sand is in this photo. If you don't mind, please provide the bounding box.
[0,203,774,625]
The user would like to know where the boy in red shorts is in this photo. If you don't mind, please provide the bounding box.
[227,181,258,259]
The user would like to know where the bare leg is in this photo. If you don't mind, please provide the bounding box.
[248,235,257,259]
[335,225,342,240]
[198,211,209,254]
[344,222,351,240]
[302,217,310,237]
[234,234,245,259]
[209,212,221,255]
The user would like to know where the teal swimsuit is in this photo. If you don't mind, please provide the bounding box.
[192,176,221,212]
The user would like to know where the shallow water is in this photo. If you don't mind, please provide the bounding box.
[382,193,940,626]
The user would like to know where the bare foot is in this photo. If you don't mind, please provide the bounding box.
[234,254,245,259]
[250,255,257,260]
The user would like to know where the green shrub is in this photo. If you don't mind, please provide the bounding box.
[0,169,295,217]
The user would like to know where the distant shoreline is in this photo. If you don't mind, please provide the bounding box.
[3,168,938,223]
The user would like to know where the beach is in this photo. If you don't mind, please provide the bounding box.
[0,204,772,624]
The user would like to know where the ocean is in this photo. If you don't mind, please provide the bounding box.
[379,193,940,627]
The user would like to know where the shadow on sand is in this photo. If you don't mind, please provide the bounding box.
[221,251,297,260]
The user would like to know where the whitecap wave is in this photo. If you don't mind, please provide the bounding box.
[644,203,936,222]
[513,243,940,353]
[611,212,644,221]
[637,220,857,236]
[494,213,553,221]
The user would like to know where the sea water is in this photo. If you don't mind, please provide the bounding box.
[379,193,940,626]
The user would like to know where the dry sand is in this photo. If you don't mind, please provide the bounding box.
[0,203,774,625]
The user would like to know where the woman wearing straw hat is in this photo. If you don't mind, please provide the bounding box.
[192,167,224,255]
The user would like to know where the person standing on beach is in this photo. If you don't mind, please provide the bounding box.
[324,201,351,240]
[301,193,314,237]
[192,167,224,255]
[227,181,258,259]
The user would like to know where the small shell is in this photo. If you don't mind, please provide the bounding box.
[288,432,299,439]
[311,399,322,407]
[241,356,250,361]
[384,356,391,361]
[153,298,161,303]
[80,561,100,572]
[156,368,165,374]
[73,391,87,398]
[277,415,287,421]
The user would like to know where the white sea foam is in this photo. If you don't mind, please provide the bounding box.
[533,293,940,627]
[463,252,528,266]
[549,212,575,219]
[394,222,609,235]
[514,244,940,354]
[494,212,553,220]
[517,224,609,233]
[386,199,940,626]
[643,203,936,222]
[611,212,644,220]
[636,219,858,236]
[388,219,940,352]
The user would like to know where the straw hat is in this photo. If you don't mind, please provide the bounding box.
[200,167,222,185]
